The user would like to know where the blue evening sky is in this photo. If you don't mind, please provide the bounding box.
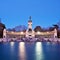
[0,0,60,29]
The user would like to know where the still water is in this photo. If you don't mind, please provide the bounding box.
[0,42,60,60]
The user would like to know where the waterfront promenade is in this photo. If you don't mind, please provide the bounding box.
[0,38,60,43]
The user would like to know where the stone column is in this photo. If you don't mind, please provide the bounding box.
[54,28,57,38]
[3,29,6,38]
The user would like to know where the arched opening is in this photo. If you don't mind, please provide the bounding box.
[28,28,32,32]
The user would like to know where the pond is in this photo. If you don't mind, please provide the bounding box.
[0,42,60,60]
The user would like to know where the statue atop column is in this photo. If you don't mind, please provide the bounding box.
[28,16,32,22]
[29,16,31,20]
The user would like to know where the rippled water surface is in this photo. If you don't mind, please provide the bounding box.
[0,42,60,60]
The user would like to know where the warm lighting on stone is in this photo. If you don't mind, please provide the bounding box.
[37,31,40,35]
[11,31,14,34]
[32,34,35,37]
[47,32,49,33]
[20,32,24,34]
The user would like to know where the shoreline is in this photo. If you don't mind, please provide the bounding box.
[0,38,60,43]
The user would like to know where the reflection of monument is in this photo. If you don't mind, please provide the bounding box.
[26,16,35,38]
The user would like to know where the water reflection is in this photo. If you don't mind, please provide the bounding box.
[19,42,26,60]
[10,42,14,47]
[10,42,15,54]
[35,42,44,60]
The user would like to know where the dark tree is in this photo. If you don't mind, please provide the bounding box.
[49,27,54,31]
[34,26,42,32]
[0,23,6,38]
[53,24,59,29]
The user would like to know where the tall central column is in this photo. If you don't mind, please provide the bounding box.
[26,16,35,38]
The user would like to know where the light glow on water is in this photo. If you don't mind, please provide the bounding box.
[35,42,44,60]
[10,42,14,47]
[19,42,26,60]
[10,42,15,55]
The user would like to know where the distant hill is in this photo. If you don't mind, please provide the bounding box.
[7,25,27,32]
[14,25,27,32]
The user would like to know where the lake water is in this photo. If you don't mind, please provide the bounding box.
[0,42,60,60]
